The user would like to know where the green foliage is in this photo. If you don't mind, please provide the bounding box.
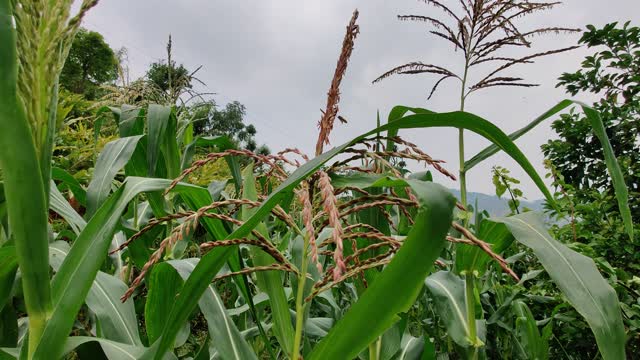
[0,3,634,360]
[60,28,118,99]
[188,100,268,153]
[492,166,524,214]
[146,60,192,96]
[543,22,639,218]
[540,23,639,355]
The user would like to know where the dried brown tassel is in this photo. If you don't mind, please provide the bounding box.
[317,171,346,280]
[296,183,322,273]
[315,9,360,156]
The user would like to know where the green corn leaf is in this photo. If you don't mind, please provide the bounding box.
[145,263,184,345]
[61,337,146,360]
[49,181,85,235]
[424,271,473,347]
[180,136,234,170]
[455,217,514,274]
[86,272,142,346]
[167,259,258,360]
[512,300,548,360]
[0,247,18,313]
[48,241,142,346]
[117,105,145,137]
[146,105,172,177]
[34,177,203,359]
[147,109,546,359]
[86,135,144,216]
[465,100,574,171]
[0,4,52,354]
[580,104,633,241]
[160,109,181,179]
[464,100,632,240]
[397,333,427,360]
[307,181,455,360]
[52,167,86,206]
[493,212,625,360]
[241,164,294,357]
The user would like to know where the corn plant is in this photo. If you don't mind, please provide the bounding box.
[0,3,632,360]
[373,0,580,211]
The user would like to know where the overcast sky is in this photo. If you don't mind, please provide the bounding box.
[82,1,639,198]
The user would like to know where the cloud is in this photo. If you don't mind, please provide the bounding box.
[82,0,640,198]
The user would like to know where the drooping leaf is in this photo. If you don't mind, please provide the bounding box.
[86,273,142,346]
[48,241,142,346]
[34,177,205,359]
[493,212,625,360]
[51,167,86,206]
[424,271,472,347]
[465,100,632,240]
[49,181,85,235]
[465,100,574,170]
[580,104,633,241]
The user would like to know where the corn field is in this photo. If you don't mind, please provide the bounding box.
[0,1,635,360]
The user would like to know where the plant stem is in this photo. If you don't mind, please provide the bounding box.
[292,233,310,360]
[459,57,470,212]
[369,342,377,360]
[0,3,52,355]
[465,273,478,359]
[368,336,382,360]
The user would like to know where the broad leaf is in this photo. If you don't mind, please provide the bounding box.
[145,263,184,345]
[34,177,205,359]
[493,212,625,360]
[465,100,632,240]
[48,241,142,346]
[425,271,472,347]
[49,181,85,235]
[146,105,172,176]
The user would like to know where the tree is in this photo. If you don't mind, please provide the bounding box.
[542,23,640,355]
[146,60,192,94]
[60,28,118,99]
[188,100,269,154]
[542,22,640,220]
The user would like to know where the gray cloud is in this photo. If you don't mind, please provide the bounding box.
[83,0,640,198]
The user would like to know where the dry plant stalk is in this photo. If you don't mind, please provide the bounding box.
[213,264,297,283]
[451,222,519,281]
[165,149,289,194]
[315,9,360,156]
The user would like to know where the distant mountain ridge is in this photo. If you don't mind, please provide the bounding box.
[448,189,545,217]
